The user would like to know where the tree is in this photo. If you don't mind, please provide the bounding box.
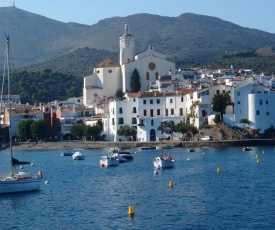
[117,125,137,140]
[18,119,33,141]
[213,114,221,125]
[212,92,231,121]
[130,68,141,92]
[115,89,124,98]
[85,125,102,141]
[70,123,86,140]
[186,100,200,124]
[30,120,48,140]
[175,121,198,140]
[157,120,175,138]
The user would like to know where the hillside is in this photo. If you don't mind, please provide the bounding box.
[1,6,275,68]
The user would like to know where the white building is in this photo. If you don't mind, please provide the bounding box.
[83,24,175,107]
[234,83,275,133]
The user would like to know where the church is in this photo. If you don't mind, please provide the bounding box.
[83,24,175,106]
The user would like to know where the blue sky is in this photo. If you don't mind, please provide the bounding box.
[1,0,274,33]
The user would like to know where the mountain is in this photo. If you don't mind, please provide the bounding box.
[1,6,275,68]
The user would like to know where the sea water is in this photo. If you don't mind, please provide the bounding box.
[0,146,275,229]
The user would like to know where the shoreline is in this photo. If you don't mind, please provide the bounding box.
[7,139,275,151]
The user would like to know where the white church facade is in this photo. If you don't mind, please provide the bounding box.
[83,24,175,107]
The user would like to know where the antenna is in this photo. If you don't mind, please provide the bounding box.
[13,0,15,7]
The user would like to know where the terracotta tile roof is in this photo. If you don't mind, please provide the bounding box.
[96,59,120,68]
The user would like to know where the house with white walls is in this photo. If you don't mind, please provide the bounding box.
[233,83,275,133]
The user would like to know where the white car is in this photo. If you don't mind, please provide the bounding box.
[201,135,213,141]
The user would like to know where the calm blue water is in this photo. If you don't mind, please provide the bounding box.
[1,146,275,229]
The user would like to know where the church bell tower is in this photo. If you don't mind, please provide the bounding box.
[119,24,135,65]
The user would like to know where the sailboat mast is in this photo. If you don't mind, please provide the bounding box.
[6,36,13,175]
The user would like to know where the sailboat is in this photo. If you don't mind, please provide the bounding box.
[153,146,174,169]
[0,36,42,194]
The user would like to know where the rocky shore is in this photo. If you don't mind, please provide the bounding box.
[8,138,275,151]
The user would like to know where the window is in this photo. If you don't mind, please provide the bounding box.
[237,101,240,104]
[216,90,220,95]
[133,98,136,102]
[181,97,184,102]
[256,110,260,115]
[171,109,174,115]
[132,118,137,124]
[266,100,268,105]
[267,112,270,116]
[165,109,168,116]
[112,118,115,125]
[118,118,124,124]
[237,92,240,96]
[150,109,154,117]
[132,107,137,113]
[150,99,153,104]
[151,119,154,126]
[259,99,262,105]
[144,110,147,116]
[155,72,158,80]
[119,107,123,114]
[146,72,149,80]
[180,108,183,116]
[157,99,160,104]
[170,98,173,103]
[143,100,146,104]
[157,109,160,116]
[108,69,112,73]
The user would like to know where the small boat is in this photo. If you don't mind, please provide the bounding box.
[100,153,119,167]
[72,149,85,160]
[0,36,42,194]
[243,147,252,151]
[153,148,174,169]
[188,149,195,152]
[118,148,134,161]
[141,147,156,150]
[156,145,174,150]
[110,149,127,163]
[61,150,73,156]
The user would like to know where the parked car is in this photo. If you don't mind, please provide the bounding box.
[159,136,170,141]
[201,135,213,141]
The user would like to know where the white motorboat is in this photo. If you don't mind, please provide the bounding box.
[0,36,42,194]
[100,154,119,167]
[156,145,174,150]
[153,148,174,169]
[72,149,85,160]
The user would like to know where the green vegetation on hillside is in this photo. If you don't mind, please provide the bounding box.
[10,69,82,104]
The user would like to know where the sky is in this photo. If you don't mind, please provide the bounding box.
[0,0,274,34]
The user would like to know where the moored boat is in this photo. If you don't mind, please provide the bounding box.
[100,154,119,167]
[153,148,174,169]
[243,147,252,151]
[72,149,85,160]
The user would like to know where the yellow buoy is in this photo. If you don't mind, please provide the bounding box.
[169,181,174,188]
[217,167,221,173]
[257,159,260,164]
[255,154,258,159]
[128,206,135,215]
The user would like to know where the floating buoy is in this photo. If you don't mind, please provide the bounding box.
[202,152,204,155]
[45,180,49,185]
[255,154,258,159]
[31,163,34,166]
[154,170,158,174]
[187,158,190,161]
[262,151,265,154]
[217,167,221,173]
[169,181,174,188]
[257,159,260,164]
[101,164,105,167]
[128,206,135,215]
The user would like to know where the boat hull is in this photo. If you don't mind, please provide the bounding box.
[100,157,119,167]
[0,179,41,194]
[153,157,174,169]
